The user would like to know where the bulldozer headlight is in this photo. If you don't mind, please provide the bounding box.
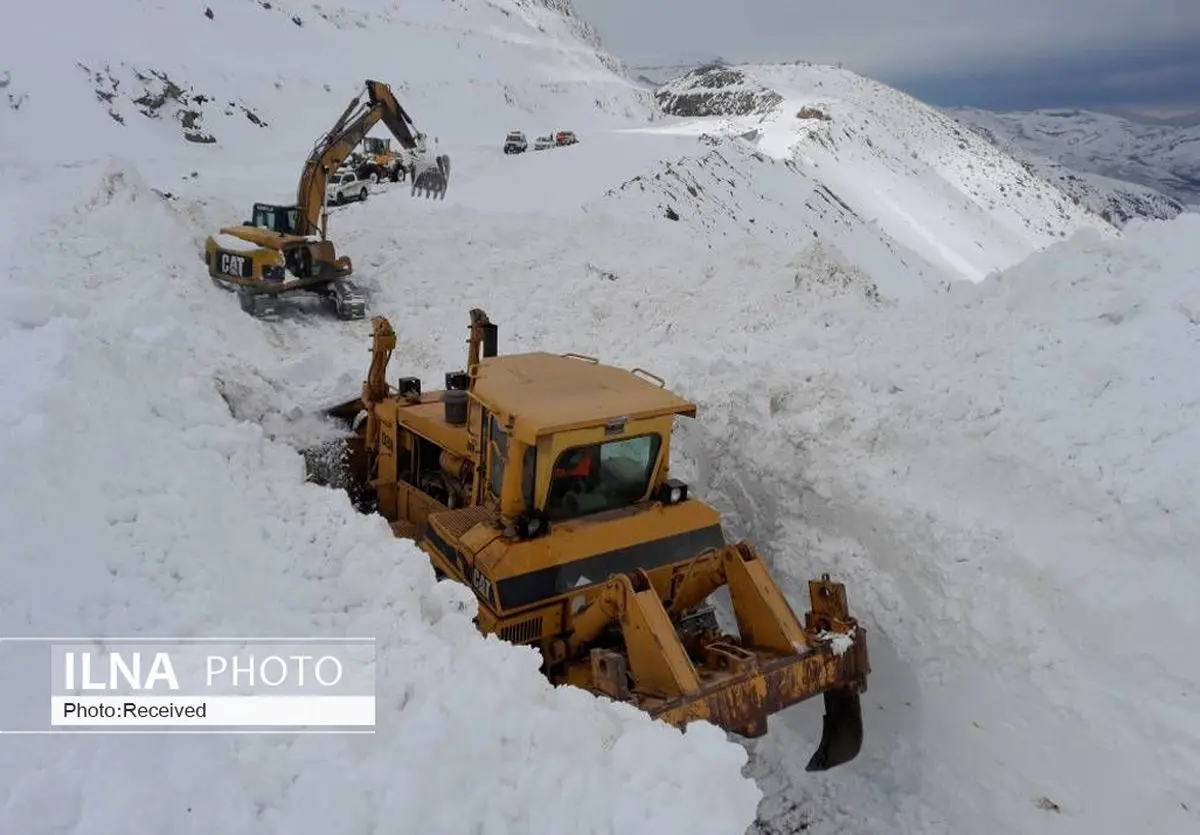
[397,376,421,399]
[659,478,688,505]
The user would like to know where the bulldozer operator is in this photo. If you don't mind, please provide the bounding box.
[548,445,602,513]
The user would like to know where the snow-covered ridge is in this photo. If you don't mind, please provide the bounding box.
[649,62,1115,283]
[587,135,944,300]
[948,106,1200,208]
[654,64,783,117]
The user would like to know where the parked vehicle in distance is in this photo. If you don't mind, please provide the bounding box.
[534,134,556,151]
[326,170,369,205]
[504,131,528,154]
[555,130,578,146]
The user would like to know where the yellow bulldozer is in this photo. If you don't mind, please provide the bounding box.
[203,79,450,320]
[303,309,869,769]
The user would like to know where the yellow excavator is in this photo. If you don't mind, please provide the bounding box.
[203,79,450,320]
[303,309,870,769]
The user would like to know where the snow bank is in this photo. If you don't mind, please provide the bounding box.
[0,158,761,834]
[673,215,1200,835]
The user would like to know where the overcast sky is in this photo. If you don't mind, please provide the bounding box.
[570,0,1200,114]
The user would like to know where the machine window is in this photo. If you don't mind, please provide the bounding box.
[522,445,536,509]
[545,434,661,521]
[489,420,508,499]
[250,205,298,235]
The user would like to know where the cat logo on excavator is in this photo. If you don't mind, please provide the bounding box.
[302,309,870,769]
[218,252,250,278]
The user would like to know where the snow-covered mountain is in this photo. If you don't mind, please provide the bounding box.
[626,58,729,89]
[948,107,1200,210]
[4,7,1200,835]
[947,119,1188,225]
[0,0,654,172]
[649,62,1114,283]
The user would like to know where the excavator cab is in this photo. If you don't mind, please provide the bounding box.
[247,203,300,236]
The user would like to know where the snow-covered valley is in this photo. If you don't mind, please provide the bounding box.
[2,3,1199,835]
[949,106,1200,214]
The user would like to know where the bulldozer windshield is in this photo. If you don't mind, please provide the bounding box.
[545,434,661,521]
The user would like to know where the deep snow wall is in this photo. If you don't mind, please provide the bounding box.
[668,216,1200,834]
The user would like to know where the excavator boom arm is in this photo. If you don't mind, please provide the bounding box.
[294,79,449,236]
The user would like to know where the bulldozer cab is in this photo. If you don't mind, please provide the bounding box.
[467,352,697,534]
[249,203,300,236]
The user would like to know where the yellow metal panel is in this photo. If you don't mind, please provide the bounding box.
[469,353,697,443]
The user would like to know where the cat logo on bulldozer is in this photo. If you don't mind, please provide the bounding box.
[218,252,252,278]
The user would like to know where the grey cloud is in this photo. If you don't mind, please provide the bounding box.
[896,41,1200,110]
[572,0,1200,108]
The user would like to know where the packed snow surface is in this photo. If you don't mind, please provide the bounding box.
[4,3,1200,834]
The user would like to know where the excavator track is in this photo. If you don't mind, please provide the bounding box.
[237,286,279,318]
[330,280,367,320]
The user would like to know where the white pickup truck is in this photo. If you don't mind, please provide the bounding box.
[326,171,369,205]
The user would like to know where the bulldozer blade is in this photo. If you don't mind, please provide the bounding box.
[805,688,864,772]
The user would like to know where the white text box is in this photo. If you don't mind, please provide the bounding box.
[50,695,375,727]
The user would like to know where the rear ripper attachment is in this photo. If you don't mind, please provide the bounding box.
[302,309,870,769]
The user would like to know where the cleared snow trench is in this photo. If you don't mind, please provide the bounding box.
[0,161,764,835]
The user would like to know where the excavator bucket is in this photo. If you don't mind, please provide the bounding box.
[411,154,451,200]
